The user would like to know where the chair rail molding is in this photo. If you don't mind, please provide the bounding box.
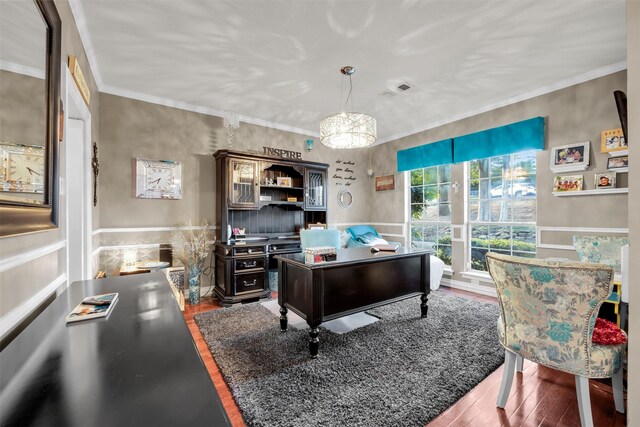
[0,274,66,338]
[0,241,66,273]
[92,225,220,235]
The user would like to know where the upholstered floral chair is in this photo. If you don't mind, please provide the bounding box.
[486,253,626,427]
[573,235,629,273]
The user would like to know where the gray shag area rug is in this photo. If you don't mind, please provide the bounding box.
[194,291,503,427]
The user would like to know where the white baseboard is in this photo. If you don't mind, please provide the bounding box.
[441,277,497,298]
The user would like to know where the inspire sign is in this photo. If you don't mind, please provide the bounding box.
[263,147,302,160]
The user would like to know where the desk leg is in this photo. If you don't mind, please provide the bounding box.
[309,325,320,358]
[420,292,429,318]
[279,306,288,332]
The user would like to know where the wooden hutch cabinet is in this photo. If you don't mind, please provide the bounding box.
[213,150,328,306]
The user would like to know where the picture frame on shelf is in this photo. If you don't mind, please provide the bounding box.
[607,155,628,172]
[553,174,583,193]
[277,177,292,187]
[600,128,627,154]
[375,174,395,191]
[594,172,616,189]
[549,142,590,173]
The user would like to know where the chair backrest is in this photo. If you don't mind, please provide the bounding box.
[300,229,341,251]
[573,235,629,273]
[486,252,613,376]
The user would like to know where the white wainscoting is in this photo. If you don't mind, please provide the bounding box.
[0,274,67,338]
[536,226,629,251]
[0,241,66,273]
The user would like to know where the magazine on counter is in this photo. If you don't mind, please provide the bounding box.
[66,293,118,323]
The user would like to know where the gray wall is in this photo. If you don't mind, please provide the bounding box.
[96,93,370,274]
[369,71,628,280]
[626,0,638,421]
[0,0,99,338]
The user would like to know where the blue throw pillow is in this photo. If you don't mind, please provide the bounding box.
[356,232,381,245]
[345,225,380,241]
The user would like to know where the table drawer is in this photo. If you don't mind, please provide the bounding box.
[234,257,265,272]
[233,246,265,256]
[234,272,265,294]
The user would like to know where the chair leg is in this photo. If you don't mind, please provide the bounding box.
[575,376,594,427]
[612,367,625,413]
[497,350,516,408]
[516,355,524,372]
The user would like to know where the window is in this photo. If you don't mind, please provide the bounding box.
[409,165,452,265]
[468,152,537,271]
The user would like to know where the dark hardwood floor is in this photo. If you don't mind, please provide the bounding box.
[182,287,627,427]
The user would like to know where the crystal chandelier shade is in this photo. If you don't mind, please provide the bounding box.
[320,112,377,149]
[320,66,377,149]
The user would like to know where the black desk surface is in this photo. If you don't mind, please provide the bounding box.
[0,273,230,427]
[275,246,433,269]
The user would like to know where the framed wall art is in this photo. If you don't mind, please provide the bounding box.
[549,142,590,173]
[553,174,583,193]
[375,174,395,191]
[600,128,626,154]
[135,158,182,199]
[607,155,628,172]
[594,172,616,189]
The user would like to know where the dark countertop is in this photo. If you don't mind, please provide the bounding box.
[275,246,433,269]
[0,272,230,427]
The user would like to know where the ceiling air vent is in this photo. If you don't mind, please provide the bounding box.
[397,83,411,92]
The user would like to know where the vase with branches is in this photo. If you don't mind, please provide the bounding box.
[172,222,214,305]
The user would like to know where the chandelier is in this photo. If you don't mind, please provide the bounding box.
[320,66,376,149]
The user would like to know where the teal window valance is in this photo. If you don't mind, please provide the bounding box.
[397,138,453,172]
[453,117,545,163]
[396,117,545,172]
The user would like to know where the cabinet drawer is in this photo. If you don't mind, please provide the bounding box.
[234,272,265,294]
[269,243,301,253]
[234,257,265,272]
[233,246,265,256]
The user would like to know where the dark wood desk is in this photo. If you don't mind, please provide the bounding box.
[0,273,230,427]
[276,247,432,357]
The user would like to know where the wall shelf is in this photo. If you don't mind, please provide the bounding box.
[553,188,628,197]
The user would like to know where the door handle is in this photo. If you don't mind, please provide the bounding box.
[242,261,257,268]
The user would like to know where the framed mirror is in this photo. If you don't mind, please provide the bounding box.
[0,0,61,237]
[337,188,353,209]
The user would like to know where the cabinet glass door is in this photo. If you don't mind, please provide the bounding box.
[304,168,326,210]
[229,159,259,208]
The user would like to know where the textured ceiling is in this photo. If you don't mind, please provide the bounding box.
[76,0,626,142]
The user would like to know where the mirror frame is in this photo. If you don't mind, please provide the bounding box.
[337,188,353,209]
[0,0,61,237]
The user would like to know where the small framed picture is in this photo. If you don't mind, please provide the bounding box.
[607,155,628,172]
[549,142,590,173]
[553,175,583,192]
[308,223,327,230]
[375,174,395,191]
[276,177,292,187]
[601,128,626,154]
[594,172,616,189]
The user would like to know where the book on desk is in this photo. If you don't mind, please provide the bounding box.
[373,243,400,252]
[66,293,118,323]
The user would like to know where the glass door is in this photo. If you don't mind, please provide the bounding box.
[304,168,327,210]
[229,159,259,208]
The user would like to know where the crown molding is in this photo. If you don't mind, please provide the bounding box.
[100,84,318,137]
[377,60,628,145]
[68,0,104,89]
[0,60,45,79]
